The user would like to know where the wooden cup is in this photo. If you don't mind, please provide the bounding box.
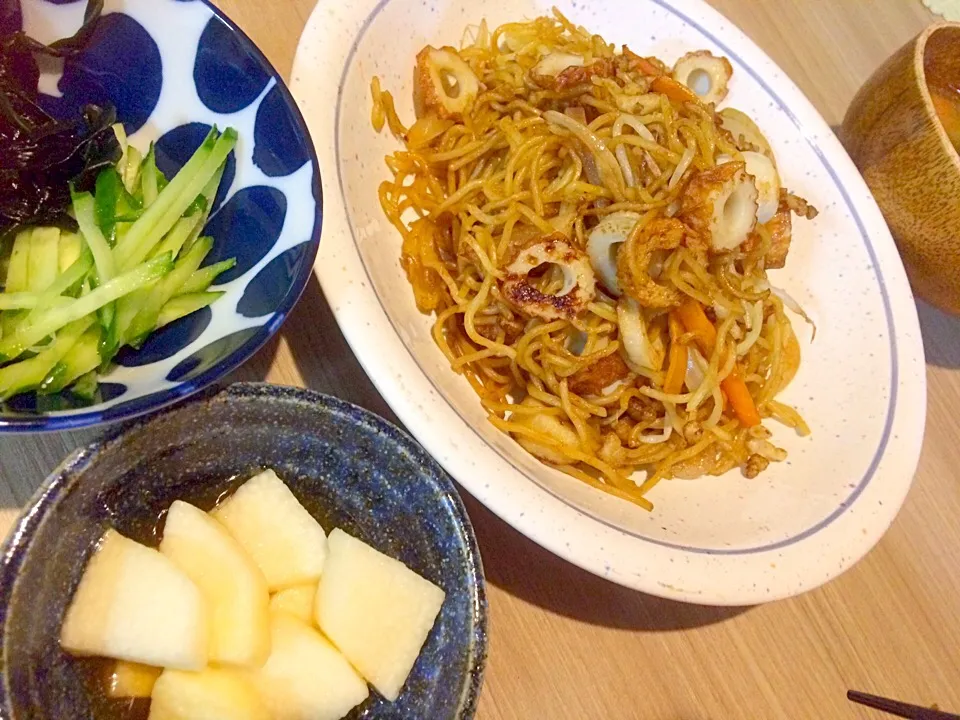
[841,23,960,314]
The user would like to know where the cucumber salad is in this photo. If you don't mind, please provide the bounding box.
[0,126,238,405]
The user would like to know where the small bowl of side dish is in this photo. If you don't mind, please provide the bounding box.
[0,0,321,431]
[292,0,926,604]
[0,383,486,719]
[842,22,960,314]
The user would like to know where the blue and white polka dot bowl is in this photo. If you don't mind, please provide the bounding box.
[0,0,321,432]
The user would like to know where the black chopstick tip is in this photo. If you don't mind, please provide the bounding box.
[847,689,960,720]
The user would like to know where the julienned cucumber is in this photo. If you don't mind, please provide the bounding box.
[0,317,94,400]
[126,236,214,347]
[40,328,102,394]
[0,125,238,404]
[0,253,174,361]
[157,292,224,329]
[115,128,237,272]
[177,257,236,296]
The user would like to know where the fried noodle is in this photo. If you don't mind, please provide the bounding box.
[373,9,816,510]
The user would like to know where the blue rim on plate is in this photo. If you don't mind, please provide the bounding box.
[0,383,487,718]
[331,0,897,556]
[0,0,323,433]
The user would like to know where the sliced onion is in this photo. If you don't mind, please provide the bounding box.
[718,108,776,163]
[613,114,657,142]
[685,349,706,392]
[545,110,624,191]
[615,145,636,187]
[770,284,816,336]
[736,300,764,356]
[668,145,696,190]
[578,147,602,186]
[533,52,585,78]
[601,379,627,396]
[612,115,657,188]
[634,421,673,444]
[617,297,665,371]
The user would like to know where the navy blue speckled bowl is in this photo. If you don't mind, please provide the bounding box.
[0,383,487,719]
[0,0,322,432]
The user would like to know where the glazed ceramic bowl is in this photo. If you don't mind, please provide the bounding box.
[842,23,960,314]
[0,383,487,718]
[292,0,926,604]
[0,0,321,431]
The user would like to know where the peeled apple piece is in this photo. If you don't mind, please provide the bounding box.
[315,529,446,702]
[148,668,269,720]
[254,613,369,720]
[59,529,206,671]
[160,500,271,668]
[269,584,317,625]
[212,469,328,591]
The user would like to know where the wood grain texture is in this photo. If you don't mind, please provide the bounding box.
[3,2,959,718]
[841,23,960,314]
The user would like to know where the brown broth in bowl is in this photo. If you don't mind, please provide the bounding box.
[924,29,960,153]
[931,87,960,152]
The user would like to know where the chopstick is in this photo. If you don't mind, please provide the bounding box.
[848,690,960,720]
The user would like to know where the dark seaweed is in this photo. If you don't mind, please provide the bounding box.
[0,0,120,237]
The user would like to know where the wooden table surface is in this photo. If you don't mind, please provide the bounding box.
[3,1,960,718]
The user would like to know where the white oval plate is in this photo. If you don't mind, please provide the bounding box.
[291,0,926,604]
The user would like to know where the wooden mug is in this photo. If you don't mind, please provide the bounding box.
[841,23,960,314]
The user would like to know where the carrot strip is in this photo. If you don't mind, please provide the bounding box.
[676,298,760,427]
[676,298,717,347]
[664,311,687,395]
[632,56,663,77]
[651,76,701,105]
[720,371,761,427]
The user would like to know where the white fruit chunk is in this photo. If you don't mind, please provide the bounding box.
[269,584,317,625]
[315,529,445,701]
[107,660,161,698]
[160,501,271,668]
[60,530,206,670]
[212,470,327,591]
[149,668,269,720]
[254,612,368,720]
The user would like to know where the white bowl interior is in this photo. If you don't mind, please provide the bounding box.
[335,0,894,552]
